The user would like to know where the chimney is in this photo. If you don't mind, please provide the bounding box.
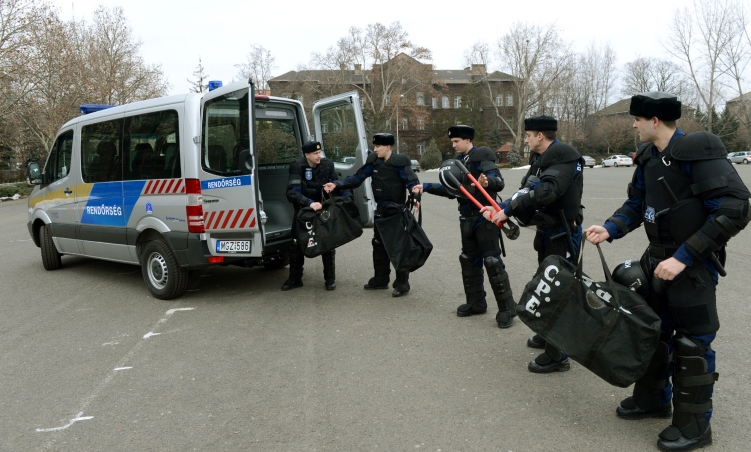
[471,64,486,74]
[354,64,362,75]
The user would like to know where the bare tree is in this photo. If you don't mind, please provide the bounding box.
[621,57,694,101]
[188,56,209,93]
[666,0,740,132]
[235,44,276,93]
[720,3,751,146]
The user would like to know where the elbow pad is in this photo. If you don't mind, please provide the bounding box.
[685,209,750,260]
[509,188,537,215]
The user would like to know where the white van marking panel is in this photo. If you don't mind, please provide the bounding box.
[201,175,251,191]
[143,179,185,194]
[203,209,256,230]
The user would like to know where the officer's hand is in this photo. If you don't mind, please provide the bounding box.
[583,225,609,245]
[654,257,686,281]
[412,184,423,194]
[310,202,323,211]
[323,182,336,193]
[480,205,497,221]
[476,174,489,188]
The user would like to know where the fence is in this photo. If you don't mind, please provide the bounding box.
[0,170,25,184]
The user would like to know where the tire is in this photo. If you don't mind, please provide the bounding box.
[263,254,290,270]
[614,162,619,167]
[743,159,749,165]
[588,165,594,169]
[40,224,62,270]
[140,240,188,300]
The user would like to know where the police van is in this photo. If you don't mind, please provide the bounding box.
[26,81,374,299]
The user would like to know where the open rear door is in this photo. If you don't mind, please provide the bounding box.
[312,91,374,227]
[199,81,263,257]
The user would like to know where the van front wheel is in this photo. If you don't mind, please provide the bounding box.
[40,224,62,270]
[141,240,188,300]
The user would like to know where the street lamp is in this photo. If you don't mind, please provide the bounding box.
[395,94,404,153]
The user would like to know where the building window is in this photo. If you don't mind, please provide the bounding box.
[416,92,424,106]
[431,97,437,108]
[401,117,408,130]
[322,122,328,133]
[417,117,425,130]
[496,95,503,106]
[417,141,425,155]
[360,98,365,109]
[506,116,513,128]
[454,96,461,108]
[333,123,341,132]
[506,94,513,106]
[385,96,391,106]
[442,96,449,108]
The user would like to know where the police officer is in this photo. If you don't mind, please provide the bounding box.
[413,125,515,328]
[323,133,420,297]
[584,92,750,451]
[482,115,584,372]
[282,140,350,291]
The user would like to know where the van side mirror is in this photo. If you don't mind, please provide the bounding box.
[27,162,42,184]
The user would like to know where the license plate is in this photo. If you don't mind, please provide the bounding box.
[216,240,250,253]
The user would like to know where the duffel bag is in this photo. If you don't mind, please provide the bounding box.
[295,195,363,258]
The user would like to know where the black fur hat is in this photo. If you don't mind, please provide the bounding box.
[629,92,682,120]
[302,141,322,153]
[372,133,395,146]
[524,115,558,131]
[447,125,475,140]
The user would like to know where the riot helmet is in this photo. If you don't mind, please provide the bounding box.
[438,159,465,194]
[612,259,650,298]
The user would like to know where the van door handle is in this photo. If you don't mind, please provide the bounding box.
[64,188,73,195]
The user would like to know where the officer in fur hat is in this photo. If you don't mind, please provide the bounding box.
[584,92,751,451]
[323,133,421,297]
[413,125,516,328]
[282,140,351,291]
[482,115,585,372]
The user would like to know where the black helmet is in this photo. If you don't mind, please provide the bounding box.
[612,259,650,298]
[438,159,465,194]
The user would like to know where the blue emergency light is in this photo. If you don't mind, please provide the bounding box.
[208,80,223,91]
[80,104,116,115]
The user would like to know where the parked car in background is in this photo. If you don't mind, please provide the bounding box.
[411,159,420,172]
[582,155,596,168]
[602,155,633,167]
[728,151,751,164]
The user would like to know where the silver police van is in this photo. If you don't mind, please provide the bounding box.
[26,81,374,299]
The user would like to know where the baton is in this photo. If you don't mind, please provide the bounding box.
[657,177,726,277]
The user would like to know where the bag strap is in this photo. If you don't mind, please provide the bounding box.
[595,243,622,310]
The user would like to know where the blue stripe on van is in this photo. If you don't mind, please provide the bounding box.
[81,182,126,226]
[201,175,251,191]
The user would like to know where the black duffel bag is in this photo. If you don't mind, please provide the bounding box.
[374,201,433,272]
[295,195,363,258]
[516,242,661,388]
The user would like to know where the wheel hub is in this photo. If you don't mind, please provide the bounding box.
[147,252,168,289]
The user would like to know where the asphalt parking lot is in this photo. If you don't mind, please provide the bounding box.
[1,164,750,451]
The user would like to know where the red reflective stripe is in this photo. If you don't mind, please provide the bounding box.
[164,179,176,193]
[204,211,215,228]
[212,211,225,229]
[145,180,154,194]
[239,209,253,228]
[229,209,243,228]
[249,217,256,228]
[177,179,185,193]
[157,179,168,193]
[221,210,234,229]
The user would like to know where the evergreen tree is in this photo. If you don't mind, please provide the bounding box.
[488,129,503,150]
[420,138,443,170]
[188,57,209,93]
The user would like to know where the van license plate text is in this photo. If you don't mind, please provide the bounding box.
[216,241,250,253]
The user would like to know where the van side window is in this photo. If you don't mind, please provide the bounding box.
[256,118,298,165]
[124,110,180,180]
[202,89,249,176]
[81,119,123,183]
[45,130,74,183]
[318,103,359,164]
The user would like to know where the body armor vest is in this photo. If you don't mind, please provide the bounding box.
[294,157,334,205]
[455,150,499,212]
[371,157,408,205]
[533,147,583,223]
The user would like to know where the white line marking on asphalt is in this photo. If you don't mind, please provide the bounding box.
[113,367,132,371]
[143,332,160,339]
[36,412,93,432]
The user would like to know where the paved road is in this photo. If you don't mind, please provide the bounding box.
[1,165,750,451]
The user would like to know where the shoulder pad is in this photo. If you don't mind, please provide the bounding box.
[671,131,728,161]
[539,142,580,166]
[387,153,411,167]
[366,152,379,164]
[469,146,496,162]
[320,158,335,172]
[289,159,303,172]
[294,156,307,166]
[635,143,652,166]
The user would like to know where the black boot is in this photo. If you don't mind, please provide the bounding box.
[392,271,410,297]
[617,341,672,420]
[322,250,336,291]
[656,336,716,452]
[364,237,390,289]
[456,254,487,317]
[281,245,304,291]
[528,344,570,373]
[484,256,515,328]
[527,334,546,349]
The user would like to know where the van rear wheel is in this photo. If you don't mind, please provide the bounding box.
[40,224,62,270]
[141,240,188,300]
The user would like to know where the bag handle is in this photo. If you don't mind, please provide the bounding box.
[576,240,623,310]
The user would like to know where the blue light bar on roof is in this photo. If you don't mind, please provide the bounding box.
[80,104,116,115]
[208,80,223,91]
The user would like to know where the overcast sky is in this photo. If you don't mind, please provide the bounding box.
[51,0,700,97]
